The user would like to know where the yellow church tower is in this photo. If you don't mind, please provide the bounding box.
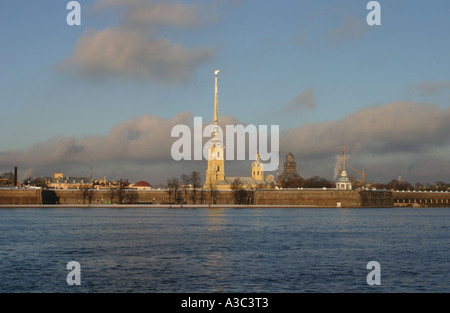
[252,152,264,181]
[204,70,225,188]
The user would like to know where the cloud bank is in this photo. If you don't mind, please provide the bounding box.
[1,101,449,184]
[0,112,193,182]
[62,0,215,83]
[280,101,450,183]
[281,101,450,158]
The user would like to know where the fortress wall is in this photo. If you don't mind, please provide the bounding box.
[393,191,450,207]
[39,189,390,208]
[8,189,446,208]
[43,189,167,205]
[359,190,393,207]
[254,190,362,207]
[0,189,42,205]
[42,189,234,205]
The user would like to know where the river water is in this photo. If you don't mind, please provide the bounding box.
[0,207,448,292]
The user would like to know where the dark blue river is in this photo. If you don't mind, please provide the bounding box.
[0,207,449,292]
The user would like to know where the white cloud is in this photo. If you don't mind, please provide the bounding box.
[281,101,450,158]
[62,0,216,83]
[91,0,207,28]
[64,27,214,83]
[323,14,370,47]
[284,87,316,112]
[410,80,450,96]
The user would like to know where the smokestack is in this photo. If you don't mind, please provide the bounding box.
[14,167,18,186]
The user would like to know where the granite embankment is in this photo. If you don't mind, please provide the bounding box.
[1,188,448,208]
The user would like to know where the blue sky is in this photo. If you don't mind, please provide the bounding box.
[0,0,449,185]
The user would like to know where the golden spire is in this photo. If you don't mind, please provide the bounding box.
[343,145,346,171]
[214,69,219,125]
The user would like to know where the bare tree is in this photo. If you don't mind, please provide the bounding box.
[87,189,96,204]
[106,187,116,204]
[166,178,174,203]
[190,171,201,204]
[79,184,92,204]
[116,180,126,204]
[231,178,248,204]
[167,177,180,204]
[209,182,217,205]
[0,172,14,181]
[172,178,180,204]
[200,188,205,204]
[180,174,190,204]
[125,190,138,204]
[40,178,48,189]
[252,183,266,205]
[280,176,304,188]
[435,181,449,192]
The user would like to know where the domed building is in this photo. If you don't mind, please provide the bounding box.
[336,170,352,190]
[132,181,152,190]
[276,152,301,186]
[279,152,300,180]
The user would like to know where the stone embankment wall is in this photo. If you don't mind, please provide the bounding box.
[254,190,361,207]
[3,188,448,208]
[0,189,42,205]
[359,190,393,207]
[39,189,393,207]
[393,191,450,207]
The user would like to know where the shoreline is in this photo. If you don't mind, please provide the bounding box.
[0,204,407,209]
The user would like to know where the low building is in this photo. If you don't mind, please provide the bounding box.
[132,181,152,190]
[336,146,352,190]
[336,170,352,190]
[43,173,93,189]
[0,178,12,186]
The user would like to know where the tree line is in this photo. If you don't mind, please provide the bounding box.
[77,179,139,204]
[372,180,449,192]
[0,172,47,187]
[2,170,448,202]
[165,171,202,204]
[278,174,449,192]
[230,178,262,205]
[277,176,335,189]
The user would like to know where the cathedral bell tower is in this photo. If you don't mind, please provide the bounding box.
[252,152,264,181]
[204,70,225,188]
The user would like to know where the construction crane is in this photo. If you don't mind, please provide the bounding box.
[346,165,366,187]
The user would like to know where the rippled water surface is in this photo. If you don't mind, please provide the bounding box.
[0,207,449,292]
